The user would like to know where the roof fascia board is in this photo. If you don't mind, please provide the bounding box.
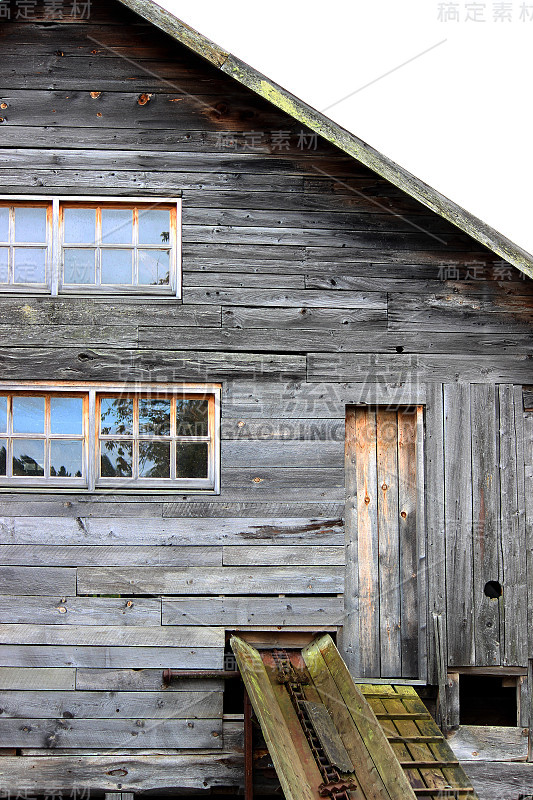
[116,0,533,280]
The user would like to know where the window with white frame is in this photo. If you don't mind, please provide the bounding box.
[0,384,220,491]
[0,197,182,296]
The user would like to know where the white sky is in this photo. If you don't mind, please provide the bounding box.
[157,0,533,258]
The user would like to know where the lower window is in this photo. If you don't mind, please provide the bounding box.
[0,383,220,491]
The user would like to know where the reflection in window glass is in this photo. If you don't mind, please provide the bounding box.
[139,398,170,436]
[0,249,8,283]
[101,209,133,245]
[13,439,45,476]
[0,440,5,475]
[50,440,83,478]
[100,397,133,436]
[101,249,132,284]
[63,249,95,284]
[63,208,96,244]
[139,441,170,478]
[0,208,8,242]
[138,249,170,286]
[12,396,45,434]
[51,397,83,435]
[101,441,133,478]
[13,248,46,284]
[138,209,171,245]
[14,208,47,243]
[177,399,209,437]
[0,396,6,433]
[176,442,208,478]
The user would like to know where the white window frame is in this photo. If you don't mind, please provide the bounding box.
[0,196,182,298]
[0,382,220,493]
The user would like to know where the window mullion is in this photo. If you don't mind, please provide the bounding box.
[6,395,12,478]
[133,396,139,480]
[96,207,102,288]
[8,207,14,285]
[51,198,59,296]
[45,395,51,479]
[88,390,96,491]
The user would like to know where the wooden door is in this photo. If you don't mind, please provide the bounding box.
[343,406,426,679]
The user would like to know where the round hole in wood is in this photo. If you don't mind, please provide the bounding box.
[484,580,502,598]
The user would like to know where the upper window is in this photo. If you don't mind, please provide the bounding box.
[0,383,220,492]
[0,196,181,297]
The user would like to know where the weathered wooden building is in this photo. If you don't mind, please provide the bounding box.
[0,1,532,797]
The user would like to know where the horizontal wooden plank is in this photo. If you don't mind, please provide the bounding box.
[77,567,344,595]
[0,754,243,792]
[162,597,344,626]
[0,646,223,669]
[221,441,344,469]
[0,545,222,567]
[0,567,76,596]
[221,418,345,441]
[0,668,75,691]
[0,299,221,328]
[461,761,533,800]
[448,725,528,762]
[0,626,224,648]
[0,348,305,380]
[75,669,223,692]
[2,516,344,546]
[0,718,222,749]
[184,271,305,289]
[0,690,222,719]
[388,293,533,332]
[0,596,162,626]
[0,324,139,348]
[307,353,533,383]
[222,545,345,566]
[185,288,386,308]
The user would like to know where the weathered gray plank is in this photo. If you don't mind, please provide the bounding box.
[222,546,344,566]
[0,646,223,669]
[0,718,222,749]
[341,407,359,674]
[186,288,385,308]
[75,669,223,692]
[162,596,344,627]
[0,625,224,648]
[0,596,161,626]
[77,567,344,595]
[0,668,75,691]
[470,384,501,666]
[0,691,222,719]
[0,754,243,792]
[444,383,475,667]
[499,385,528,666]
[3,517,344,545]
[461,761,533,800]
[448,725,528,762]
[221,440,344,469]
[0,545,222,567]
[307,353,533,384]
[425,384,447,684]
[388,293,533,333]
[0,567,76,596]
[221,418,345,442]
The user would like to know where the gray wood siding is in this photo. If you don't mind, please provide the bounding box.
[0,0,532,775]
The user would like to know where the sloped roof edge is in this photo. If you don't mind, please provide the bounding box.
[118,0,533,280]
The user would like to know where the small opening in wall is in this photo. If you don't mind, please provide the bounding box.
[484,580,503,598]
[459,675,517,726]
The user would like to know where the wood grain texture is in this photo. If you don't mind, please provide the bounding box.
[0,625,224,648]
[397,410,419,678]
[0,567,76,596]
[162,596,344,627]
[0,646,223,669]
[0,596,162,626]
[0,545,222,567]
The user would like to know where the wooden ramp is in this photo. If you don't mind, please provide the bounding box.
[231,634,478,800]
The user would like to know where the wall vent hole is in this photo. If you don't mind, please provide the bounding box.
[484,580,502,598]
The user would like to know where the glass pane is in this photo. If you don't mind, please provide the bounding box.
[63,249,95,285]
[50,440,83,478]
[101,209,133,245]
[176,399,209,437]
[13,248,46,284]
[0,396,6,433]
[13,440,45,477]
[101,249,132,284]
[138,209,171,245]
[0,208,8,242]
[13,396,45,434]
[139,398,170,436]
[138,249,170,286]
[0,439,6,476]
[100,397,133,436]
[63,208,96,245]
[0,248,8,283]
[15,207,47,243]
[139,441,170,478]
[51,397,83,435]
[176,442,208,478]
[100,441,133,478]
